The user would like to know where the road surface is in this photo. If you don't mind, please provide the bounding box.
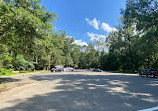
[0,70,158,111]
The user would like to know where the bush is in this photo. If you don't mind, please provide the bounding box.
[0,68,13,75]
[13,55,35,71]
[0,54,13,69]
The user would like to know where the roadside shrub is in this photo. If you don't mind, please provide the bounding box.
[13,55,35,71]
[0,68,14,75]
[0,54,13,69]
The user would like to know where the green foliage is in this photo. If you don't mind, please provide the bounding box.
[103,0,158,72]
[1,0,158,73]
[0,68,13,75]
[13,55,35,71]
[1,54,13,68]
[0,0,104,71]
[0,50,13,69]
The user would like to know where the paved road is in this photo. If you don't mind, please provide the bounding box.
[0,70,158,111]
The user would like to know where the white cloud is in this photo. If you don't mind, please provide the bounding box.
[85,18,100,30]
[101,23,117,32]
[66,36,88,46]
[74,40,88,46]
[87,32,106,41]
[94,45,108,52]
[87,32,108,52]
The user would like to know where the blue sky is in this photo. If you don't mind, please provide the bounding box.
[41,0,126,46]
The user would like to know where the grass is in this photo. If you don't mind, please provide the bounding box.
[0,84,5,90]
[0,70,49,77]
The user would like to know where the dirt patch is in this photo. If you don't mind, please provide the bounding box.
[0,84,5,91]
[0,82,32,93]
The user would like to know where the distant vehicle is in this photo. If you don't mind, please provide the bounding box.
[50,68,56,72]
[50,67,65,72]
[65,67,74,71]
[90,68,94,71]
[51,67,73,72]
[93,68,103,72]
[139,69,158,77]
[56,68,65,72]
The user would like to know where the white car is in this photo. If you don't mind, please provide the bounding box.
[93,68,103,72]
[56,68,65,72]
[90,68,94,71]
[65,67,74,71]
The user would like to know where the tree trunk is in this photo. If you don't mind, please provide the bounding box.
[128,34,134,73]
[147,56,150,69]
[36,56,38,64]
[48,55,51,70]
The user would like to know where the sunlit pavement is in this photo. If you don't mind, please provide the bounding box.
[0,70,158,111]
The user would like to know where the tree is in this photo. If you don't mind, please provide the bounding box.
[63,36,75,67]
[0,0,58,58]
[121,0,158,70]
[0,0,59,71]
[72,45,80,68]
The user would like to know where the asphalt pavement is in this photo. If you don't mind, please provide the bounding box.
[0,70,158,111]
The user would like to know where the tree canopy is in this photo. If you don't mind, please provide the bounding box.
[0,0,158,74]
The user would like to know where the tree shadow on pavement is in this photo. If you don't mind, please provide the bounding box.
[1,74,158,111]
[0,77,20,84]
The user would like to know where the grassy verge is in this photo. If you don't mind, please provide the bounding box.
[0,84,5,90]
[0,70,49,77]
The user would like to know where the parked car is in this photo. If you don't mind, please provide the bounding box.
[65,67,74,71]
[139,69,158,77]
[90,68,94,71]
[56,68,65,72]
[50,67,65,72]
[93,68,103,72]
[50,68,56,72]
